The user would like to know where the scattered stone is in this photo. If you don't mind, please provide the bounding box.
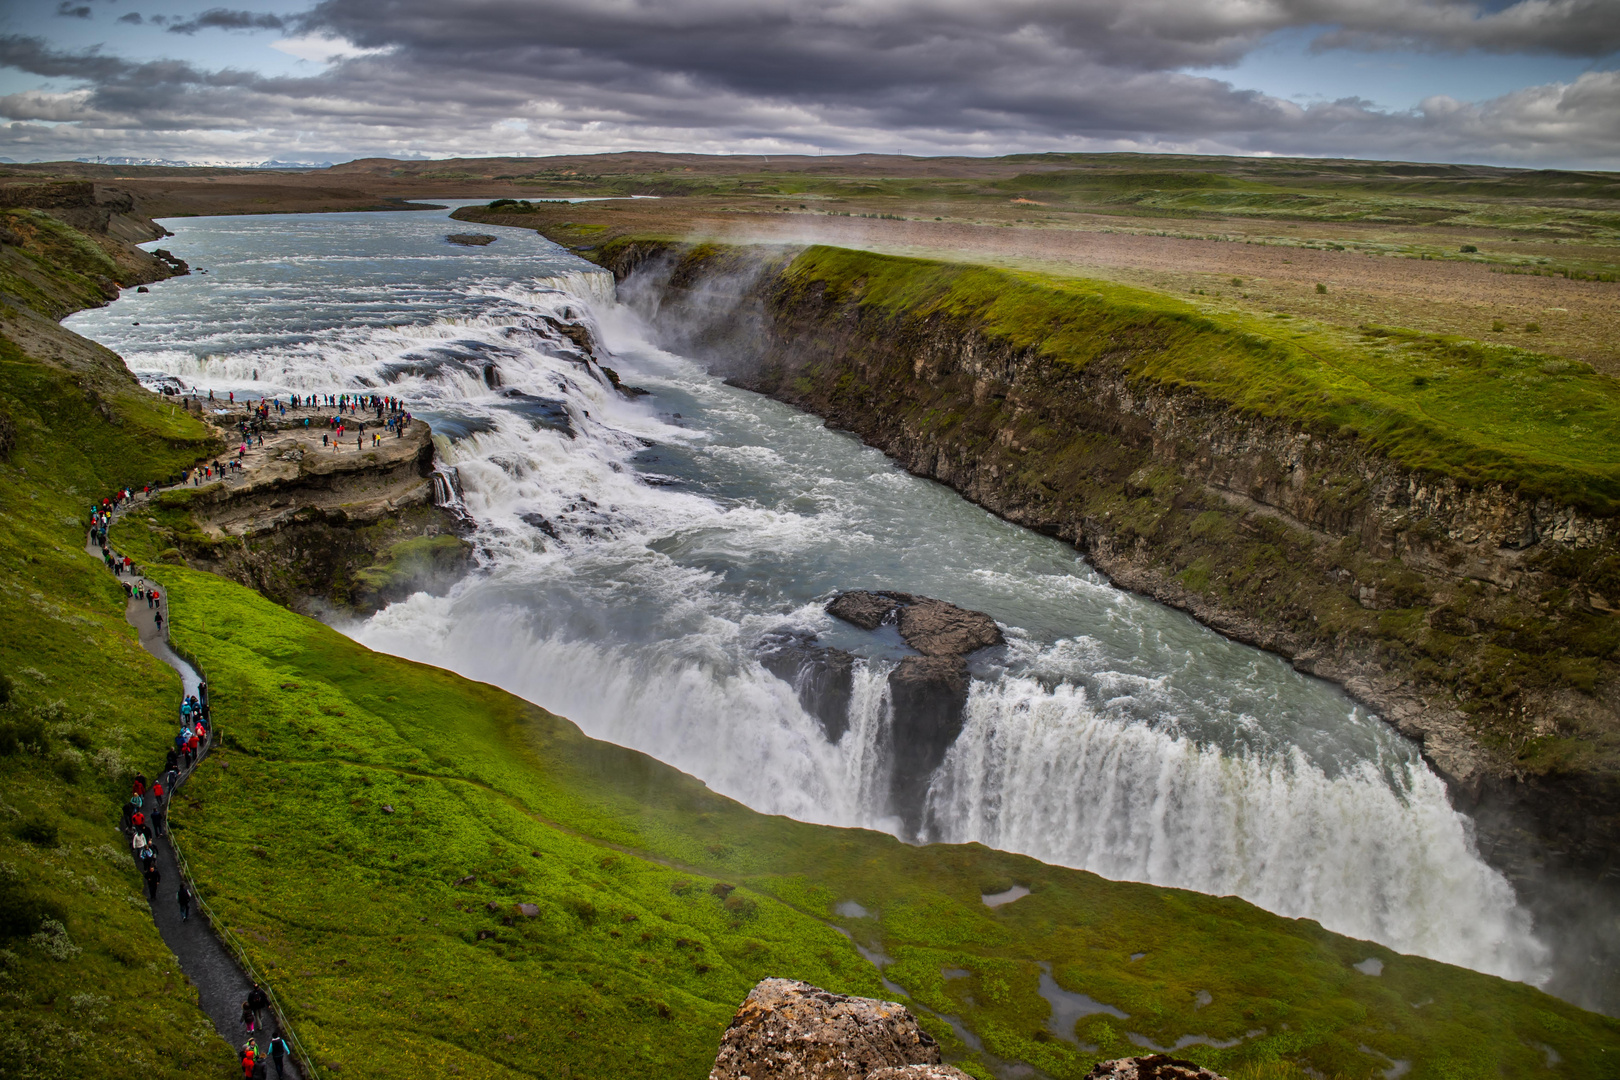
[485,901,501,912]
[515,902,540,918]
[1085,1056,1228,1080]
[446,233,496,246]
[136,285,149,293]
[709,979,943,1080]
[867,1068,975,1080]
[380,804,394,814]
[453,874,476,886]
[476,929,495,940]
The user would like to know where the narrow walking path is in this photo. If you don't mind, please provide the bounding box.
[87,491,307,1079]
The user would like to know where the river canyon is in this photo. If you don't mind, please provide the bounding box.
[65,203,1577,1008]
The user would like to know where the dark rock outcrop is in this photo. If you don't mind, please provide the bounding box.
[709,979,956,1080]
[824,591,1001,835]
[887,655,971,832]
[1085,1056,1227,1080]
[445,233,496,246]
[827,590,909,630]
[759,632,857,742]
[897,599,1002,658]
[825,591,1002,657]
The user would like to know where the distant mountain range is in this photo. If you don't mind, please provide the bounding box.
[69,157,335,170]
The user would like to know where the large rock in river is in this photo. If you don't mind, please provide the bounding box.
[825,591,1002,834]
[759,631,857,742]
[708,978,967,1080]
[824,591,1003,657]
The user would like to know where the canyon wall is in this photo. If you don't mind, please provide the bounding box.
[591,239,1620,902]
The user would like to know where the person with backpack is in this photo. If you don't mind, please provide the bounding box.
[143,861,161,901]
[176,882,191,922]
[267,1032,290,1078]
[246,983,270,1032]
[241,998,257,1036]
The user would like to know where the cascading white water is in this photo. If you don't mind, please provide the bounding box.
[67,204,1550,989]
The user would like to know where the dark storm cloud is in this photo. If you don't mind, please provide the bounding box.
[0,0,1616,166]
[56,2,93,18]
[166,9,288,35]
[117,13,143,24]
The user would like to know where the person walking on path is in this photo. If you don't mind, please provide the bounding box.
[241,998,258,1036]
[246,983,270,1032]
[267,1033,289,1079]
[177,882,191,922]
[143,860,161,901]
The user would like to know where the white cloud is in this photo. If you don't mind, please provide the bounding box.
[268,35,386,64]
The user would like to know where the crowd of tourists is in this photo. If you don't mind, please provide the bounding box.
[92,486,300,1079]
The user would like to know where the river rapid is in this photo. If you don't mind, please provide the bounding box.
[69,204,1551,989]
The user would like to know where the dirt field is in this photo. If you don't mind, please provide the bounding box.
[468,197,1620,374]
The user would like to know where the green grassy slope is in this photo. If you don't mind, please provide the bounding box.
[96,539,1620,1078]
[761,244,1620,513]
[0,329,227,1077]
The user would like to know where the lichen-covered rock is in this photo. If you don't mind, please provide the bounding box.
[708,978,942,1080]
[1085,1055,1228,1080]
[866,1067,975,1080]
[895,598,1002,657]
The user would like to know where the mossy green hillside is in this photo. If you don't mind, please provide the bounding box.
[96,524,1620,1079]
[775,245,1620,513]
[0,330,228,1078]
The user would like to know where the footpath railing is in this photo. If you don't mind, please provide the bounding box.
[104,494,322,1080]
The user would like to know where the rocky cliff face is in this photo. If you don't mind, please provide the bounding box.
[591,240,1620,976]
[141,416,470,614]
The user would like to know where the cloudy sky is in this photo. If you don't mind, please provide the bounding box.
[1,0,1616,168]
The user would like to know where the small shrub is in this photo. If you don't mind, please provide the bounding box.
[29,918,81,960]
[1460,244,1478,253]
[1230,277,1242,287]
[0,880,62,939]
[1525,322,1541,333]
[1315,283,1327,294]
[1492,320,1506,332]
[16,817,58,847]
[0,715,47,756]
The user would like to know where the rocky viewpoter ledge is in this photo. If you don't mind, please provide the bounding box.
[134,403,470,614]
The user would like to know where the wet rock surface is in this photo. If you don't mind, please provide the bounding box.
[709,979,945,1080]
[823,591,1001,833]
[825,591,1003,657]
[1085,1056,1228,1080]
[826,590,911,630]
[759,632,857,742]
[887,656,971,834]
